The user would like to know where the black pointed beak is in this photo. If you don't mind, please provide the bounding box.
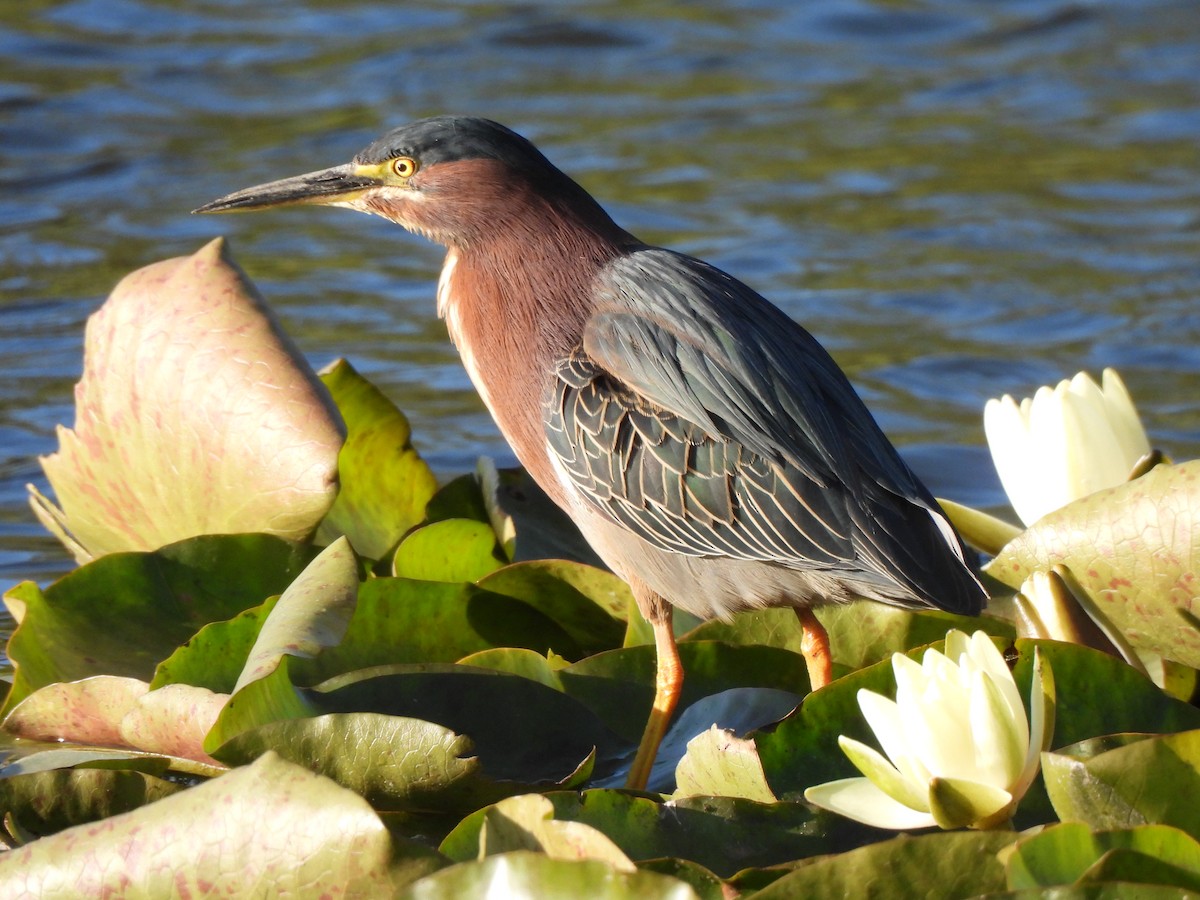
[193,163,381,214]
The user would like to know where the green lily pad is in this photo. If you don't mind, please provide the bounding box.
[1007,822,1200,891]
[442,790,870,879]
[749,831,1017,898]
[476,560,630,653]
[0,752,441,896]
[399,851,696,900]
[1,534,319,716]
[304,578,584,676]
[30,238,344,564]
[456,648,568,690]
[1043,731,1200,838]
[203,538,359,749]
[561,642,809,743]
[150,596,279,691]
[201,576,588,752]
[392,519,506,582]
[686,604,1012,672]
[315,666,617,785]
[987,460,1200,667]
[233,537,359,693]
[0,767,183,842]
[215,712,505,814]
[316,358,438,561]
[475,794,636,870]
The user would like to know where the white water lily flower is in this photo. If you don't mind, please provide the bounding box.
[984,368,1150,526]
[804,630,1054,831]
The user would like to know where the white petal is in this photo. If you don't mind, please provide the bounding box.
[968,669,1026,789]
[902,672,978,781]
[966,632,1026,747]
[984,395,1044,526]
[1061,374,1130,498]
[838,735,929,812]
[1101,368,1151,468]
[805,778,937,830]
[855,691,931,787]
[1024,383,1076,521]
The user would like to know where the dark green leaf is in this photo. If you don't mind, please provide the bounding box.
[1006,822,1200,890]
[750,831,1016,898]
[316,666,617,785]
[1043,731,1200,838]
[1,534,318,715]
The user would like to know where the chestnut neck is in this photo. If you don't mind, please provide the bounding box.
[438,186,635,499]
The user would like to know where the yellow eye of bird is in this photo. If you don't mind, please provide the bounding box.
[391,157,418,178]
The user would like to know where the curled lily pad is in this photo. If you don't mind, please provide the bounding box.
[30,238,344,563]
[987,460,1200,667]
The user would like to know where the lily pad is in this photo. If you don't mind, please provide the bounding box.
[202,538,359,749]
[1,534,319,716]
[399,851,696,900]
[748,831,1017,898]
[1042,730,1200,837]
[315,665,618,785]
[316,358,438,561]
[1006,822,1200,891]
[0,752,440,896]
[442,790,869,879]
[393,519,506,582]
[215,712,508,814]
[3,675,148,748]
[987,460,1200,667]
[150,596,279,692]
[476,560,630,653]
[476,794,636,871]
[674,724,778,802]
[30,238,344,563]
[561,642,809,743]
[0,767,183,841]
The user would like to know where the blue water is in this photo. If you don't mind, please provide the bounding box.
[2,0,1199,658]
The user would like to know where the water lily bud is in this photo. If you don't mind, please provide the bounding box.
[984,369,1150,526]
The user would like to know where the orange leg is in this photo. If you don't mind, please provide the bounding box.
[625,598,683,791]
[796,607,833,691]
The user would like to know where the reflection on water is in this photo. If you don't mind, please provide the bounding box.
[1,1,1199,654]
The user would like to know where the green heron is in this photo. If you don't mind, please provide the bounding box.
[197,116,986,790]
